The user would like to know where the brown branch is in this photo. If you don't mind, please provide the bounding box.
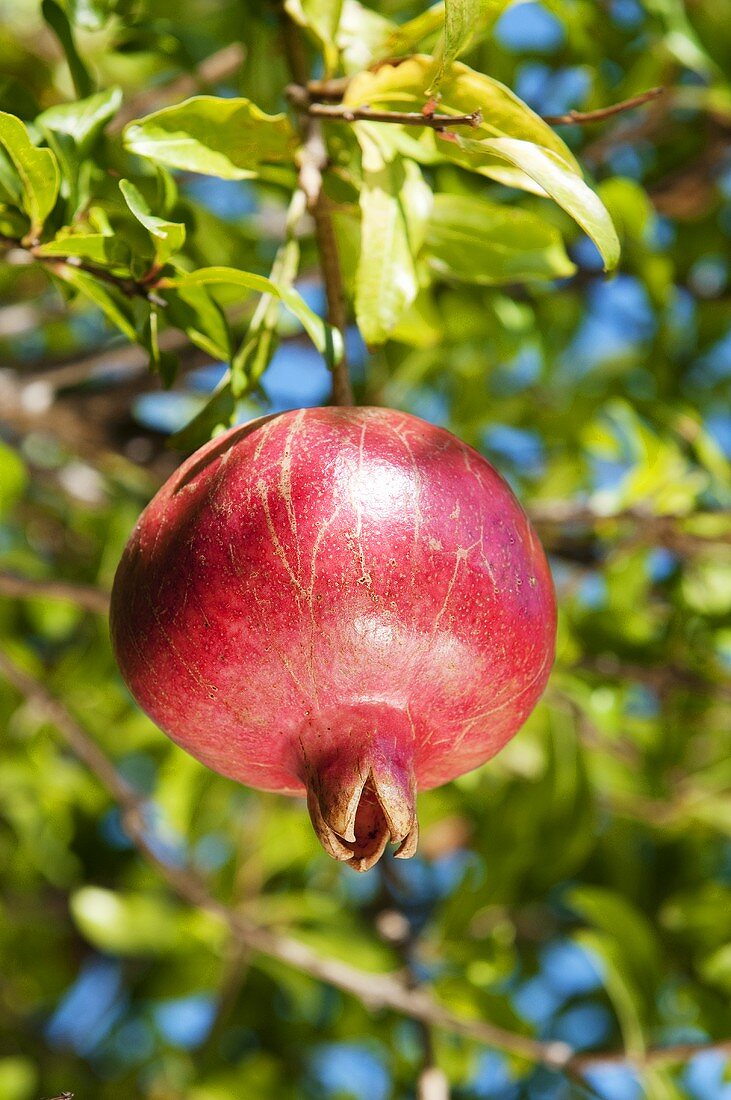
[0,642,571,1072]
[307,101,482,130]
[2,644,730,1080]
[543,87,665,125]
[284,24,354,406]
[291,79,661,130]
[0,572,110,615]
[306,77,350,102]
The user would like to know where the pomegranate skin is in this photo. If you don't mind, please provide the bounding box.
[111,407,555,869]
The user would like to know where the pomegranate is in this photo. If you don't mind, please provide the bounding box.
[111,407,555,870]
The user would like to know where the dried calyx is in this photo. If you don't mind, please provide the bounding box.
[301,733,418,872]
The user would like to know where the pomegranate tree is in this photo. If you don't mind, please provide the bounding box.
[111,407,555,870]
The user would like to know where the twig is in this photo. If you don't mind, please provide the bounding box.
[2,645,730,1079]
[308,101,482,130]
[289,80,661,130]
[283,20,354,406]
[543,87,664,126]
[0,572,110,615]
[306,77,350,101]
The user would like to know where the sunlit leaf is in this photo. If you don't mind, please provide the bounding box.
[0,112,59,238]
[163,267,342,365]
[52,263,139,341]
[285,0,343,75]
[123,96,298,184]
[0,442,27,518]
[355,130,432,346]
[119,178,185,266]
[344,55,580,177]
[70,886,222,955]
[454,136,620,269]
[430,0,513,90]
[38,86,122,155]
[41,0,94,98]
[36,231,129,266]
[426,192,576,283]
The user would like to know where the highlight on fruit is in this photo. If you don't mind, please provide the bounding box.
[111,406,556,870]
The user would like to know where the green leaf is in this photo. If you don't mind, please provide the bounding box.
[336,0,396,74]
[119,178,185,266]
[285,0,344,75]
[430,0,512,90]
[123,96,298,183]
[568,886,661,1054]
[389,3,446,51]
[163,283,231,362]
[568,886,661,981]
[0,442,27,518]
[170,194,304,450]
[574,929,648,1057]
[37,86,122,155]
[0,112,59,238]
[426,192,576,284]
[145,307,178,386]
[70,886,222,956]
[344,56,579,182]
[454,137,620,269]
[0,147,22,206]
[53,264,139,342]
[41,0,94,98]
[61,0,116,31]
[36,231,129,266]
[0,1058,37,1100]
[643,0,719,76]
[355,132,432,346]
[38,127,79,210]
[163,267,342,365]
[230,239,300,397]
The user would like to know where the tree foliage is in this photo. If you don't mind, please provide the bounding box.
[0,0,730,1098]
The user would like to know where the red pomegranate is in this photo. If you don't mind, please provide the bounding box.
[111,407,555,870]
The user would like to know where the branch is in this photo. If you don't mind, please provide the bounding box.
[290,80,661,130]
[306,101,482,131]
[0,236,166,307]
[2,644,730,1081]
[542,87,665,125]
[0,643,571,1072]
[283,22,354,406]
[0,572,110,615]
